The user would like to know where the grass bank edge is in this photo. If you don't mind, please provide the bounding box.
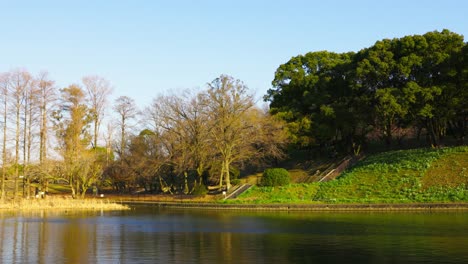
[228,146,468,204]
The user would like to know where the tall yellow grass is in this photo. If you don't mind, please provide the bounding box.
[0,197,130,211]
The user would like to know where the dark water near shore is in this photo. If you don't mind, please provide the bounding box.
[0,206,467,263]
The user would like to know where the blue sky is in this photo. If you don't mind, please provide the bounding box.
[0,0,467,107]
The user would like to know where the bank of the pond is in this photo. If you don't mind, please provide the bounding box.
[0,197,130,211]
[235,146,468,204]
[111,146,468,210]
[121,201,468,211]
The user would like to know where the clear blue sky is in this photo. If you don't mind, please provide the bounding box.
[0,0,467,107]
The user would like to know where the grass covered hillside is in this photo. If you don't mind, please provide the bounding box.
[232,146,468,204]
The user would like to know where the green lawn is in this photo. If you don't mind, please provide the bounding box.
[230,146,468,204]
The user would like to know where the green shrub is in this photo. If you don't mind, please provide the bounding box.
[191,183,208,195]
[261,168,290,187]
[231,179,241,186]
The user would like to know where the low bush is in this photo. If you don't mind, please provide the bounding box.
[231,179,241,186]
[261,168,290,187]
[191,183,208,195]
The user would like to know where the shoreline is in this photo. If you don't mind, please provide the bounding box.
[0,197,130,211]
[120,201,468,211]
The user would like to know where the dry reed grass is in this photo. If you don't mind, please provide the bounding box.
[106,194,219,203]
[0,197,130,211]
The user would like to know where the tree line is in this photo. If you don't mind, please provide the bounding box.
[108,75,286,194]
[2,29,465,199]
[0,72,286,198]
[265,29,467,155]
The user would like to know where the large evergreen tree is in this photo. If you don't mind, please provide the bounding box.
[266,30,467,153]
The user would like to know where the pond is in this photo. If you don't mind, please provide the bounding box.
[0,206,467,263]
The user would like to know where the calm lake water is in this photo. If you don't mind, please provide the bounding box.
[0,206,467,263]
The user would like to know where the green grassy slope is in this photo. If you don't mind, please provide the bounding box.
[232,146,468,204]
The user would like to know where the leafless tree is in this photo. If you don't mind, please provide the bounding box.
[9,69,33,196]
[0,73,10,199]
[36,72,57,164]
[82,75,112,148]
[204,75,287,190]
[148,90,211,193]
[36,71,57,194]
[205,75,255,190]
[113,96,139,161]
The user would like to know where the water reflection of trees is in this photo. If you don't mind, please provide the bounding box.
[0,211,467,263]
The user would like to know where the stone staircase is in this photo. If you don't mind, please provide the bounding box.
[224,184,252,200]
[317,155,365,182]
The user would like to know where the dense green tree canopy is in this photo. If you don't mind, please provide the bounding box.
[266,30,467,152]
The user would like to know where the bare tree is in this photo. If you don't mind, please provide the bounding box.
[113,96,139,162]
[142,77,287,193]
[242,107,288,167]
[37,72,56,164]
[104,121,115,167]
[82,75,112,148]
[9,69,33,196]
[0,73,10,199]
[36,71,57,194]
[22,75,40,198]
[204,75,287,190]
[205,75,256,190]
[148,90,211,193]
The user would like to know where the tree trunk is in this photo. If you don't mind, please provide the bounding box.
[218,163,225,188]
[183,171,189,194]
[26,178,30,198]
[80,182,88,199]
[70,174,76,199]
[385,121,392,147]
[427,119,439,147]
[23,93,28,198]
[94,119,98,149]
[40,96,47,192]
[15,103,20,197]
[76,178,80,199]
[196,162,204,186]
[225,160,231,191]
[1,93,7,200]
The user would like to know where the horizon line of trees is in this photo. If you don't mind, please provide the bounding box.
[1,29,466,199]
[0,71,287,199]
[266,29,467,154]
